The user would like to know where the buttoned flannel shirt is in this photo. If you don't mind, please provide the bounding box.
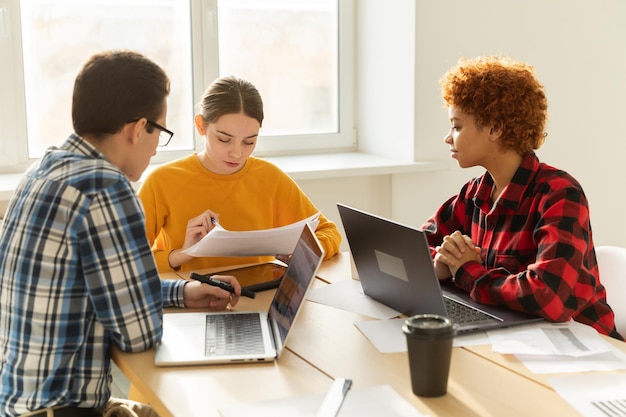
[0,134,186,417]
[421,152,622,340]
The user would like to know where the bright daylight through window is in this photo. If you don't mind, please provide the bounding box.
[0,0,352,171]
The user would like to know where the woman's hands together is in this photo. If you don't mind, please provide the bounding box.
[434,231,482,280]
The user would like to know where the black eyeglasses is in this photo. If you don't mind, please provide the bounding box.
[145,120,174,147]
[129,118,174,147]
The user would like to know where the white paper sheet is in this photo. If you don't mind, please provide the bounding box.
[353,317,626,375]
[182,212,320,257]
[486,321,626,374]
[218,384,427,417]
[354,318,407,353]
[306,279,401,320]
[354,317,491,353]
[549,373,626,417]
[516,345,626,374]
[487,321,612,357]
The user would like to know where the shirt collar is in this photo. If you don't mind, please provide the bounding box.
[474,152,540,212]
[61,133,107,160]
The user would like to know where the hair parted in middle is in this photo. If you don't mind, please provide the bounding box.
[196,75,264,127]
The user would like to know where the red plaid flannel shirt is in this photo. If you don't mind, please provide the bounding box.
[422,153,622,340]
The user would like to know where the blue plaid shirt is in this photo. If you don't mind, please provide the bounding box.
[0,134,185,416]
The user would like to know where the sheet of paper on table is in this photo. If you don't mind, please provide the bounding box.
[487,320,611,357]
[486,321,626,374]
[549,373,626,417]
[307,279,401,320]
[353,317,491,354]
[218,384,426,417]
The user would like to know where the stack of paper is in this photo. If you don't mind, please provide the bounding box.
[487,321,626,374]
[487,321,626,416]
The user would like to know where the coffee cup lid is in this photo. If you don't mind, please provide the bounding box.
[403,314,454,336]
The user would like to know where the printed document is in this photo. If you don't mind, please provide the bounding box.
[549,374,626,417]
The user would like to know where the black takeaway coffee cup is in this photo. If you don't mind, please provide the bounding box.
[402,314,455,397]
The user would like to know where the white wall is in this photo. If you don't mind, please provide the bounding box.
[299,0,626,252]
[3,1,624,253]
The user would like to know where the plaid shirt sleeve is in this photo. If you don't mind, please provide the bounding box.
[422,153,622,339]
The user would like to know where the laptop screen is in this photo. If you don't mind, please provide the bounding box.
[268,224,323,351]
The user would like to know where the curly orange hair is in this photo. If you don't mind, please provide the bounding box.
[440,55,548,154]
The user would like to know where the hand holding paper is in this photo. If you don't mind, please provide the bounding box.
[182,212,320,257]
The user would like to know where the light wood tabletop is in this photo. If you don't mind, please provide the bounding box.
[111,341,332,417]
[286,295,579,417]
[111,253,625,416]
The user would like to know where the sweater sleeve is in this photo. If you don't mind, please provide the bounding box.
[137,167,176,272]
[314,212,342,259]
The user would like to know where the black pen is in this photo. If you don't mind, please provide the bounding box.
[190,272,256,299]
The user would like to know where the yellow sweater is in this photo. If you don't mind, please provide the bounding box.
[138,154,341,272]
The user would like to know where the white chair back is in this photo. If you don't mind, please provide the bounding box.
[595,245,626,336]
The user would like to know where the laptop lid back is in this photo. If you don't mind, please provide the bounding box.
[337,203,448,317]
[337,203,544,333]
[268,223,325,355]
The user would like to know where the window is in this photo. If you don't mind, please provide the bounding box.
[0,0,354,171]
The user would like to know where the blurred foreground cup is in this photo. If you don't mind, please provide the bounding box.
[402,314,455,397]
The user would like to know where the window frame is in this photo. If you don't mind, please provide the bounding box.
[191,0,356,157]
[0,1,29,172]
[0,0,355,172]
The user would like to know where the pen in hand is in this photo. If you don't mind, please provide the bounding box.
[190,272,256,299]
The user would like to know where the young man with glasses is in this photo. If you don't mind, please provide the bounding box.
[0,50,243,417]
[131,119,174,147]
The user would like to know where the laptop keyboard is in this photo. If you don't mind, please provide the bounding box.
[205,313,266,356]
[444,298,499,326]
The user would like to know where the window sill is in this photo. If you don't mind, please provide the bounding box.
[0,153,447,201]
[263,152,447,181]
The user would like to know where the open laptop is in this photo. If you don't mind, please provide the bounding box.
[154,223,325,366]
[337,203,543,334]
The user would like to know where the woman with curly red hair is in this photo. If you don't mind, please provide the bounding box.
[421,55,622,340]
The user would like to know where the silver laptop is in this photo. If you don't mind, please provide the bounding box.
[337,203,543,334]
[155,223,324,366]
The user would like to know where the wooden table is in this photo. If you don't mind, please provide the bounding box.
[111,277,331,417]
[111,253,625,416]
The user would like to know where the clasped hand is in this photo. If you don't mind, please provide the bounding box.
[434,231,483,280]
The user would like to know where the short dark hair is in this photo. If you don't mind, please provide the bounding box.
[72,50,170,138]
[440,55,548,154]
[196,76,264,127]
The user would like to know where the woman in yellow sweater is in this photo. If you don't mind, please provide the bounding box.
[138,75,341,272]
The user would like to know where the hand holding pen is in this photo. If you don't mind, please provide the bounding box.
[190,272,257,299]
[169,209,221,271]
[182,273,242,309]
[186,209,220,243]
